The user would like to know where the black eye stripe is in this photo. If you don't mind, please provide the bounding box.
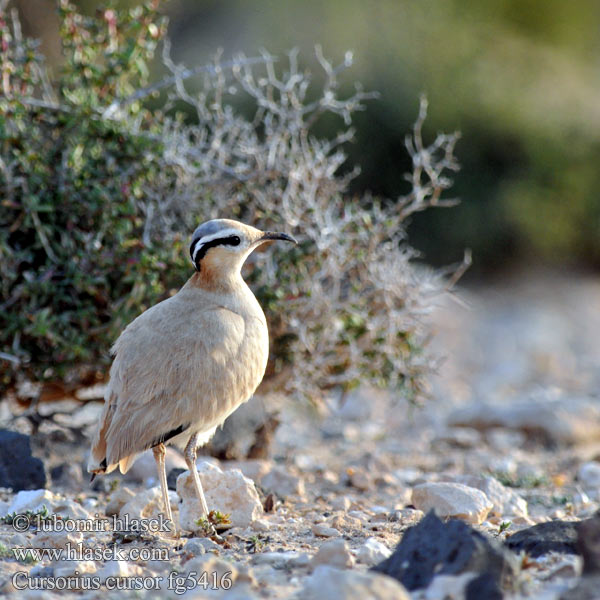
[190,235,241,271]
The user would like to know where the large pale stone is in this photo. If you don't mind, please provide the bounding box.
[446,475,528,518]
[412,482,493,525]
[312,538,354,569]
[303,565,410,600]
[4,489,57,516]
[177,461,262,531]
[355,538,392,566]
[105,486,136,517]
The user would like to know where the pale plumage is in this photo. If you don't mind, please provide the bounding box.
[88,219,296,529]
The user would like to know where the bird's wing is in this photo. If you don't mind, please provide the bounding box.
[91,293,247,471]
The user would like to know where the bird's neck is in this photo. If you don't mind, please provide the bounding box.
[186,265,245,294]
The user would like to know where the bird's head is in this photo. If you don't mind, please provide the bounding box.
[189,219,296,279]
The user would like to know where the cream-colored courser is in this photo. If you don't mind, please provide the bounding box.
[88,219,296,528]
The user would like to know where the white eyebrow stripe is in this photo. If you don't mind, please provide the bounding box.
[191,228,242,262]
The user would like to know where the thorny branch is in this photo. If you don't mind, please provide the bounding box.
[1,0,467,404]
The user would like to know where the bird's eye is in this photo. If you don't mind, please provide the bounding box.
[231,236,241,245]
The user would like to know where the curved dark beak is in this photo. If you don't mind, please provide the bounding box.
[260,231,297,244]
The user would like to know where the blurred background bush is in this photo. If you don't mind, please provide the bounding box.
[14,0,600,274]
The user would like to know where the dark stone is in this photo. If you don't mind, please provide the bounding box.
[372,510,518,591]
[466,573,504,600]
[560,516,600,600]
[167,468,186,491]
[577,516,600,575]
[0,429,46,491]
[505,520,580,558]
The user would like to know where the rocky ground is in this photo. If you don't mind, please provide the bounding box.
[1,268,600,599]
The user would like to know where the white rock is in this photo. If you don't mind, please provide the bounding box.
[177,461,262,531]
[5,489,57,516]
[251,518,271,532]
[312,538,354,569]
[424,573,477,599]
[53,560,96,578]
[52,498,91,520]
[261,466,305,497]
[303,565,410,600]
[448,475,528,518]
[355,538,391,566]
[312,523,341,538]
[105,486,136,516]
[578,462,600,489]
[412,482,493,525]
[96,560,130,582]
[119,487,163,521]
[35,530,83,549]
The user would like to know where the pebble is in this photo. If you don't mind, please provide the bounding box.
[251,517,271,532]
[184,536,222,555]
[311,538,354,569]
[331,496,352,511]
[578,462,600,489]
[312,523,342,538]
[348,468,373,491]
[303,565,410,599]
[412,482,494,525]
[355,537,392,566]
[177,461,262,531]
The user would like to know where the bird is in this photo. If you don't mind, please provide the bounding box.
[88,218,296,530]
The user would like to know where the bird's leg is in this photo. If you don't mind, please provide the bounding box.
[152,443,174,532]
[184,433,209,517]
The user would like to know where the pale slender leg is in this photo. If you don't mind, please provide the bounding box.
[153,443,174,531]
[184,433,209,516]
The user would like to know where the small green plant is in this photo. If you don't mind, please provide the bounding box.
[245,534,269,553]
[495,521,512,537]
[0,504,52,527]
[493,471,549,489]
[195,510,232,536]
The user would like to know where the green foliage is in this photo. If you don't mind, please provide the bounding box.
[0,2,463,403]
[0,1,184,389]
